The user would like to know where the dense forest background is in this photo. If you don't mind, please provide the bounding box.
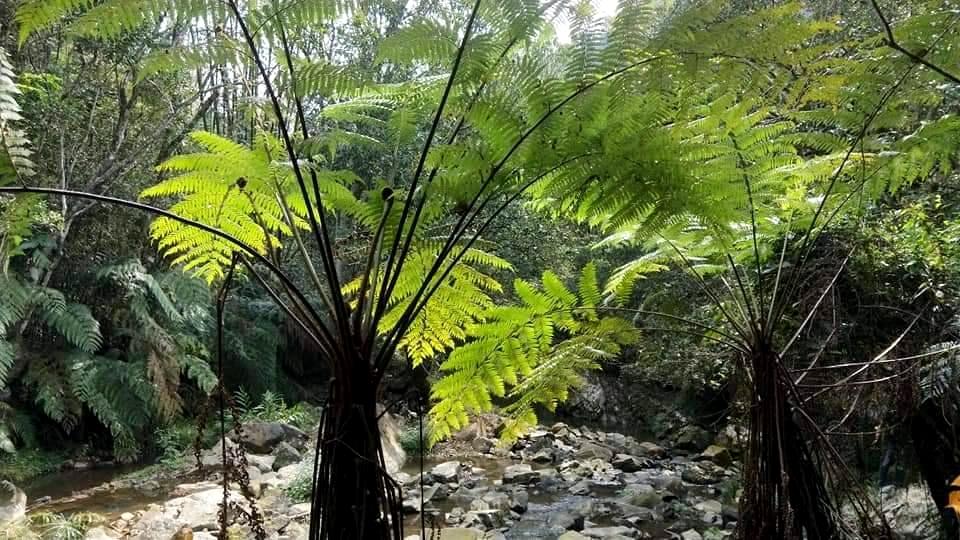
[1,0,960,538]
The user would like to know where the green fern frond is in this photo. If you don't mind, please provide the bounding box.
[0,341,15,390]
[0,47,35,185]
[38,300,101,353]
[179,353,217,394]
[430,265,638,443]
[15,0,95,43]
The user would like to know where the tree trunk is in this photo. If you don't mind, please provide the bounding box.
[911,399,960,538]
[310,356,402,540]
[739,349,837,539]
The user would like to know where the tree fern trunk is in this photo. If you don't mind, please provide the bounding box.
[739,347,837,540]
[310,357,402,540]
[911,399,960,538]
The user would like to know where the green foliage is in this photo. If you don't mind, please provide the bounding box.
[398,424,427,455]
[0,511,103,540]
[233,389,318,431]
[0,45,35,185]
[284,460,314,503]
[98,259,218,402]
[0,277,102,452]
[430,263,639,442]
[525,1,960,298]
[155,418,217,465]
[0,448,63,483]
[144,128,510,364]
[141,131,314,283]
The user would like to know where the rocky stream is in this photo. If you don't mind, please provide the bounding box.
[0,415,940,539]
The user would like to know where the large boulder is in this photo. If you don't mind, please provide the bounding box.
[502,464,540,484]
[695,445,732,467]
[575,442,614,461]
[562,373,606,419]
[233,422,308,454]
[431,461,463,483]
[681,462,726,485]
[611,454,650,472]
[271,441,302,470]
[674,425,712,453]
[378,406,406,476]
[0,481,26,524]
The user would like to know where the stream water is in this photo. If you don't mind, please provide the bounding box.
[25,465,190,519]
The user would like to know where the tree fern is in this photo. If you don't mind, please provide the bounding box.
[98,259,218,409]
[429,263,639,442]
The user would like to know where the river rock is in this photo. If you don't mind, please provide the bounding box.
[464,508,504,529]
[0,481,26,524]
[548,510,585,531]
[509,489,529,513]
[620,483,660,508]
[200,438,240,469]
[681,462,726,485]
[569,479,591,495]
[431,461,462,483]
[528,449,554,463]
[132,487,248,538]
[611,454,649,472]
[576,442,614,461]
[695,499,723,514]
[84,526,120,539]
[680,530,703,540]
[650,472,684,493]
[674,425,712,452]
[471,437,495,454]
[234,422,307,454]
[558,533,590,540]
[502,464,539,484]
[478,491,510,511]
[581,526,637,538]
[247,454,276,473]
[696,445,732,467]
[405,484,440,514]
[271,441,301,470]
[637,441,667,458]
[448,486,488,507]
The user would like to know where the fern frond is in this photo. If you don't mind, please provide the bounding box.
[430,265,638,443]
[37,299,101,353]
[0,340,15,389]
[0,47,35,184]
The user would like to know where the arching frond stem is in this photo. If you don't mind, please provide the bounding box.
[375,0,484,336]
[226,0,349,335]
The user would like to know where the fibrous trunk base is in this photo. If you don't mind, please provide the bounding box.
[739,349,836,540]
[309,363,402,540]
